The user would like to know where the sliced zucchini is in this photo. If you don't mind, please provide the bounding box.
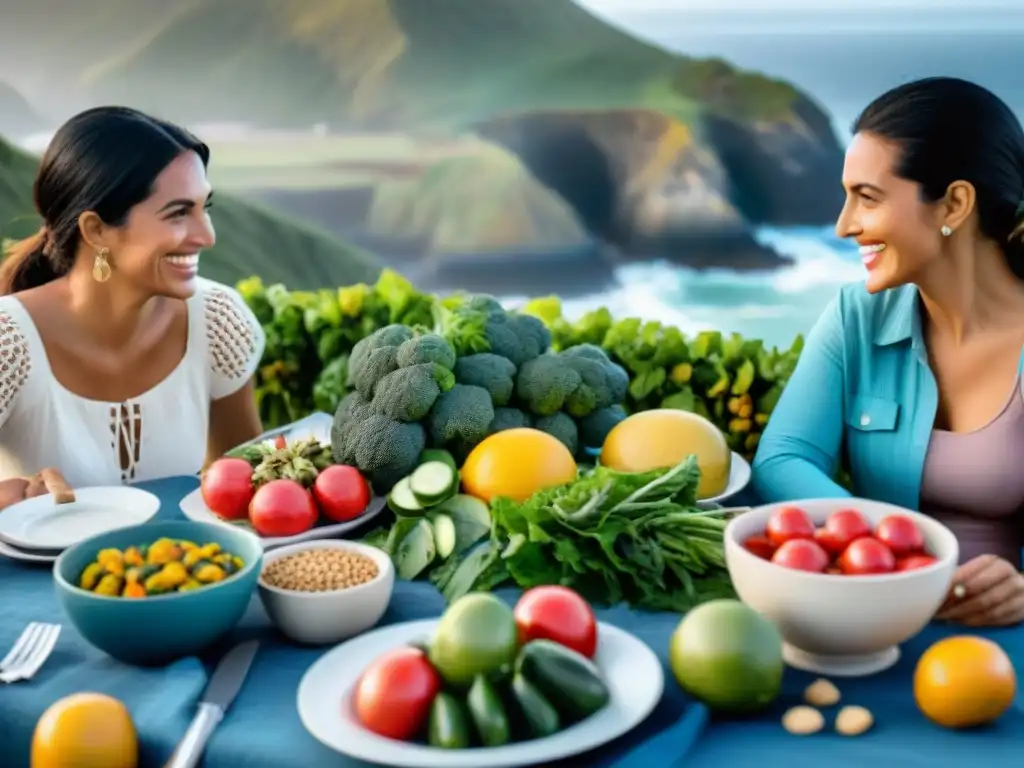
[436,494,492,553]
[418,448,459,474]
[392,518,436,580]
[430,513,457,560]
[387,477,424,517]
[409,461,458,505]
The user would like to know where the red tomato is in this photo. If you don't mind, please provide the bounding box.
[839,537,896,575]
[201,458,255,521]
[771,539,829,573]
[743,535,777,560]
[765,506,815,546]
[248,479,319,537]
[813,528,846,556]
[514,586,598,658]
[354,646,441,740]
[874,515,925,557]
[274,435,288,450]
[896,554,938,572]
[313,465,371,523]
[823,509,872,550]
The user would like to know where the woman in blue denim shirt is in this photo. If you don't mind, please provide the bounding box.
[752,78,1024,628]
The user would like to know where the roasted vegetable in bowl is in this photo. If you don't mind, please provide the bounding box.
[77,538,245,598]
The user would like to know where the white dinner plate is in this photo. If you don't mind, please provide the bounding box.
[0,538,59,564]
[701,451,752,505]
[297,619,664,768]
[0,487,161,551]
[179,489,387,550]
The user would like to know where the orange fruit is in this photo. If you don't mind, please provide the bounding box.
[913,636,1016,729]
[461,427,577,503]
[600,409,731,499]
[32,692,138,768]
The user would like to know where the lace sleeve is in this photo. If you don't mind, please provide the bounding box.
[203,283,266,400]
[0,311,31,428]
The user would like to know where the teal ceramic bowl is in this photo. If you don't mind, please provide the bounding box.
[54,520,262,666]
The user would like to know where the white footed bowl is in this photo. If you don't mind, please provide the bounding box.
[724,498,958,677]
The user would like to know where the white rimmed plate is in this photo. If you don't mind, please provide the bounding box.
[179,490,387,550]
[0,487,161,551]
[701,452,752,505]
[0,538,59,563]
[296,619,664,768]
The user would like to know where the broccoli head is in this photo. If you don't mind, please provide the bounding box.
[440,296,551,368]
[454,353,517,406]
[514,353,582,416]
[427,384,495,446]
[487,406,531,435]
[370,362,454,422]
[396,333,457,370]
[558,345,630,417]
[509,313,552,363]
[533,412,579,456]
[578,405,628,451]
[331,401,425,492]
[346,324,415,396]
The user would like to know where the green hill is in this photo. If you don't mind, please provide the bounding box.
[0,137,380,288]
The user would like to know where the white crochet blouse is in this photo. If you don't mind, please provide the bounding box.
[0,278,265,487]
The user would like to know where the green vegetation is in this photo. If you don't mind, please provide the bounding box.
[0,136,380,289]
[670,58,800,122]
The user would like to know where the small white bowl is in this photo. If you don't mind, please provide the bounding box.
[724,498,958,677]
[257,540,394,646]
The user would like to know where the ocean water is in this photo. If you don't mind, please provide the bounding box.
[543,21,1023,347]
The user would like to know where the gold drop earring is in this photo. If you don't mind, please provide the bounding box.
[93,247,112,283]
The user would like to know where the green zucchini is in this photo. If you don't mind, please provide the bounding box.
[515,639,610,721]
[418,448,459,474]
[410,461,458,505]
[430,513,457,560]
[427,691,471,749]
[387,477,425,517]
[466,674,511,747]
[511,672,561,739]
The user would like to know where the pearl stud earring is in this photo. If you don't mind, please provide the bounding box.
[940,225,953,237]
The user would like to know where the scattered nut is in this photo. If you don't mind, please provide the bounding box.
[782,706,825,735]
[804,678,841,707]
[835,705,874,736]
[261,549,379,592]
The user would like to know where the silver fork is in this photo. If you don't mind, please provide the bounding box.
[0,622,61,683]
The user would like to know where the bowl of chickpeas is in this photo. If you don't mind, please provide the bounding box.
[257,540,394,646]
[53,521,262,665]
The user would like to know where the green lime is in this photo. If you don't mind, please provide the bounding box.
[429,593,519,687]
[668,599,784,714]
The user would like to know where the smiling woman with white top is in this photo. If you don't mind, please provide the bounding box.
[0,106,265,507]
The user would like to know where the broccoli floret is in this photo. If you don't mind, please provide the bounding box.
[533,412,579,456]
[441,297,551,367]
[559,345,630,416]
[509,313,552,363]
[396,333,456,370]
[578,405,628,450]
[370,363,454,422]
[515,353,582,416]
[487,406,531,435]
[352,345,399,399]
[331,404,425,493]
[347,324,415,385]
[454,353,517,406]
[427,384,495,446]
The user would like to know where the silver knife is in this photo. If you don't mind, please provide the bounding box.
[163,640,260,768]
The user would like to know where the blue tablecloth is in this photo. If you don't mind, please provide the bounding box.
[2,476,1022,767]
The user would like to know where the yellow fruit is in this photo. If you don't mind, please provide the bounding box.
[461,428,577,503]
[600,409,731,499]
[32,692,138,768]
[914,636,1016,729]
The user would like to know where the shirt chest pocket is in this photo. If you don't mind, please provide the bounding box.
[844,394,901,475]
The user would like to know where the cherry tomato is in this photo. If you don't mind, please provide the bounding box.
[274,435,288,450]
[200,458,255,521]
[248,479,319,537]
[823,509,872,550]
[771,539,829,573]
[896,554,938,572]
[514,586,598,658]
[313,465,371,523]
[839,537,896,575]
[743,535,777,560]
[765,506,815,547]
[813,528,846,556]
[874,515,925,557]
[354,646,441,740]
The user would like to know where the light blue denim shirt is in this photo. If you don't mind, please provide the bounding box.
[752,281,1024,508]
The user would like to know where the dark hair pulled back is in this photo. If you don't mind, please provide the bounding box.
[853,77,1024,277]
[0,106,209,295]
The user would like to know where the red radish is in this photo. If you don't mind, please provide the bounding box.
[249,479,319,537]
[313,465,371,523]
[201,458,255,520]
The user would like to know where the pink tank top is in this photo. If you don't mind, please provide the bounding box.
[919,378,1024,567]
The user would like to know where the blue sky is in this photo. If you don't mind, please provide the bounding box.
[577,0,1019,10]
